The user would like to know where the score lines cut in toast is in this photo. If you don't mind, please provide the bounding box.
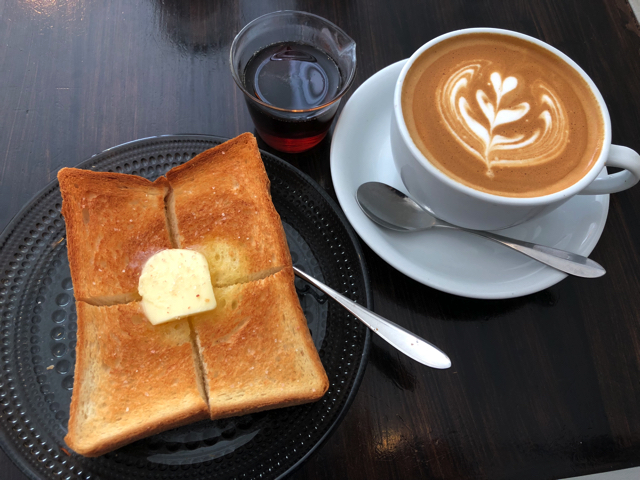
[166,132,292,287]
[59,133,329,457]
[190,266,328,420]
[64,301,209,457]
[57,169,174,305]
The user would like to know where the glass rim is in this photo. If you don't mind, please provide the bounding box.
[229,10,357,113]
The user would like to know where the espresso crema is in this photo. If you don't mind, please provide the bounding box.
[402,33,605,197]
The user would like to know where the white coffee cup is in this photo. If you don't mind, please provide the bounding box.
[391,28,640,231]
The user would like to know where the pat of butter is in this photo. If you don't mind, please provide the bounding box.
[138,249,216,325]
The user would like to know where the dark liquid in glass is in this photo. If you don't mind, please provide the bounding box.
[243,42,343,153]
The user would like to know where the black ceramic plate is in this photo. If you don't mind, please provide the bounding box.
[0,135,371,480]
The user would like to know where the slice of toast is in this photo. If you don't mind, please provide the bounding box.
[190,266,329,419]
[58,168,174,305]
[65,301,209,457]
[166,133,292,287]
[62,134,328,456]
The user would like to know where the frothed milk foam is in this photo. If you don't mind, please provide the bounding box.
[402,33,605,197]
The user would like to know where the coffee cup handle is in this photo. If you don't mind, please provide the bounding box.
[579,145,640,195]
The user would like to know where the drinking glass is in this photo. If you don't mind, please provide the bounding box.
[230,11,357,153]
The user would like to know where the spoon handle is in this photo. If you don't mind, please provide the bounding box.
[293,266,451,369]
[454,228,606,278]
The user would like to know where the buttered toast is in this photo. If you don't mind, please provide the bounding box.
[58,169,174,305]
[191,267,328,419]
[59,133,328,457]
[64,301,209,457]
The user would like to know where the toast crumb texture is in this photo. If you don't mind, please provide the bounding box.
[64,302,209,457]
[60,133,328,457]
[191,267,329,419]
[166,133,292,287]
[58,168,173,301]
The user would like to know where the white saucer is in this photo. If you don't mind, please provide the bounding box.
[330,60,609,299]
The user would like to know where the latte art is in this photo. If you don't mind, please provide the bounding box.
[401,33,604,197]
[438,63,569,176]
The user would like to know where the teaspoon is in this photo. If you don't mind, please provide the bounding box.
[293,266,451,369]
[356,182,605,278]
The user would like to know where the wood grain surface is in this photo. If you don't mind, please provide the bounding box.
[1,0,640,479]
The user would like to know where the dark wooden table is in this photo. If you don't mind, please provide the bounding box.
[2,0,640,479]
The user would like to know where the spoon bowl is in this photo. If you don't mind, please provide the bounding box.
[356,182,438,231]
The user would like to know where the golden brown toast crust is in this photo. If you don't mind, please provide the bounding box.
[190,267,329,419]
[64,301,209,457]
[58,168,174,302]
[166,133,292,286]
